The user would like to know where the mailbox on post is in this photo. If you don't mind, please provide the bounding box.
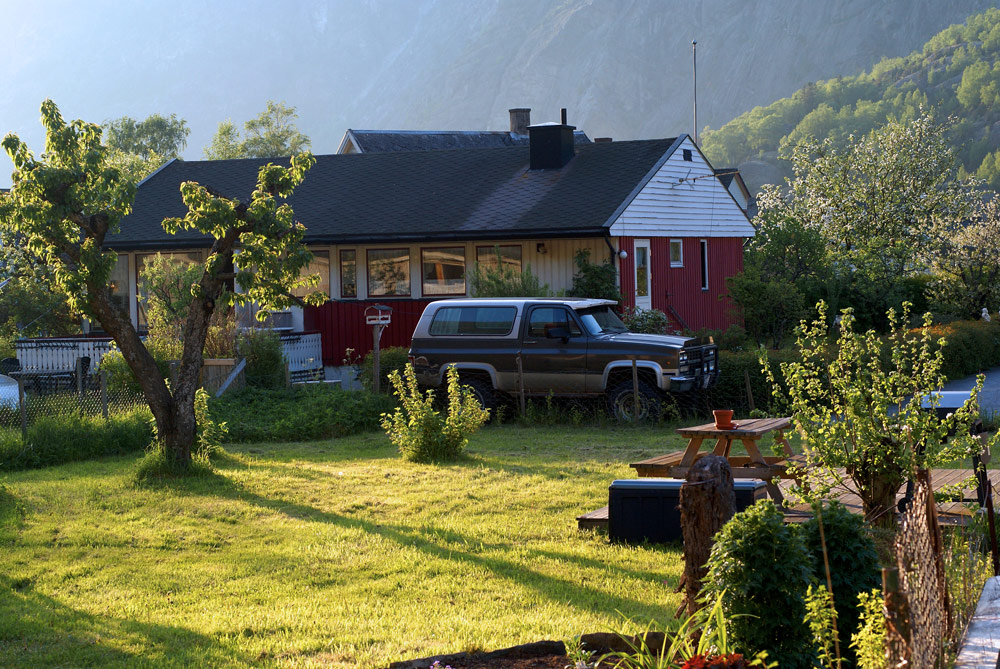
[365,305,392,392]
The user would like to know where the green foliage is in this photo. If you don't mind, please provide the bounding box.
[930,196,1000,319]
[238,329,286,389]
[726,269,806,349]
[598,593,771,668]
[701,8,1000,189]
[360,346,410,392]
[140,252,204,337]
[928,319,1000,379]
[804,585,838,669]
[702,501,814,668]
[803,502,880,665]
[103,113,189,160]
[0,275,79,339]
[566,249,621,302]
[706,348,799,417]
[194,387,226,460]
[203,100,311,159]
[469,247,550,297]
[381,364,489,463]
[850,590,887,669]
[0,481,25,543]
[100,337,180,394]
[209,386,394,443]
[766,302,988,526]
[133,442,216,482]
[621,306,669,334]
[0,407,153,471]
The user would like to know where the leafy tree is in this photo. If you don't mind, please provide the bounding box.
[931,195,1000,318]
[204,101,311,159]
[103,113,190,184]
[764,302,988,528]
[770,112,976,327]
[0,100,325,467]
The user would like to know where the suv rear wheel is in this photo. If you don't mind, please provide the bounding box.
[607,381,661,422]
[461,376,499,414]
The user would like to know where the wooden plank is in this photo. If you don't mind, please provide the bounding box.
[577,505,609,531]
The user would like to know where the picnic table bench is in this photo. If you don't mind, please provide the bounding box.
[631,417,800,503]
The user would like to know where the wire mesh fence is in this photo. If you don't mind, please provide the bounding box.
[0,370,147,438]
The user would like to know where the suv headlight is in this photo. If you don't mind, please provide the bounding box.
[678,351,688,364]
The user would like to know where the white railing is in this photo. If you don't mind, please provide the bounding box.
[15,332,324,379]
[14,338,112,375]
[279,332,324,377]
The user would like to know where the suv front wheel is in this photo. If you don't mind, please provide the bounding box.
[460,375,499,414]
[607,381,662,422]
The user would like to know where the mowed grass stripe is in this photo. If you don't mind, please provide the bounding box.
[0,425,688,668]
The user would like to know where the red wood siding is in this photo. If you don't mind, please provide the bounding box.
[650,237,670,315]
[659,237,743,331]
[304,299,435,364]
[618,237,635,309]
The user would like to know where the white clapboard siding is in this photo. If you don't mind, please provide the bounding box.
[609,137,756,238]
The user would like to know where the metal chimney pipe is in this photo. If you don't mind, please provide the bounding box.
[561,108,567,125]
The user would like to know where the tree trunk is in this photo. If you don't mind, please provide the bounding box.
[859,474,902,529]
[678,455,736,616]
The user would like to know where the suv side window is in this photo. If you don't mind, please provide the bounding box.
[526,307,582,338]
[429,306,517,335]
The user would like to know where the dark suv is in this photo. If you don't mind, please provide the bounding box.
[408,298,718,419]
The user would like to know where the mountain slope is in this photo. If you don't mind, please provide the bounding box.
[702,7,1000,194]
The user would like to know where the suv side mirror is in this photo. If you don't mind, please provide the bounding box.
[547,326,571,341]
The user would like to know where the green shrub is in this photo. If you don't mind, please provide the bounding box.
[101,336,180,394]
[381,364,489,463]
[702,500,814,668]
[708,348,799,416]
[0,407,154,471]
[621,306,669,334]
[925,319,1000,380]
[360,346,410,392]
[802,501,880,666]
[470,247,550,297]
[211,385,395,443]
[194,387,227,459]
[850,590,887,669]
[238,329,286,389]
[566,249,621,302]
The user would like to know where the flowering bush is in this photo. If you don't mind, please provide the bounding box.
[381,364,489,462]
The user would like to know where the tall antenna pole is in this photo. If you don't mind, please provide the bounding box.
[692,39,698,145]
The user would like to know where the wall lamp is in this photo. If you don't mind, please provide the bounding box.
[536,242,547,254]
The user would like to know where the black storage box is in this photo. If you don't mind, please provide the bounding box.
[608,478,767,544]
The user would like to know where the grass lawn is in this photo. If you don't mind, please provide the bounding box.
[0,424,692,668]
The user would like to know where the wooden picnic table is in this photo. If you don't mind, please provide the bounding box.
[630,417,800,503]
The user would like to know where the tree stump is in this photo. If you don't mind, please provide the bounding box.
[678,455,736,616]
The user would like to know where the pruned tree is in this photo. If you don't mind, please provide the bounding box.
[0,100,325,467]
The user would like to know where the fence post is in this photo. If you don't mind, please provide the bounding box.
[18,375,27,442]
[101,370,109,420]
[744,369,755,412]
[987,486,1000,576]
[284,360,291,389]
[631,357,639,423]
[882,566,910,663]
[516,355,526,418]
[75,356,83,396]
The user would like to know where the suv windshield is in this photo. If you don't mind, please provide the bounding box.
[577,306,629,335]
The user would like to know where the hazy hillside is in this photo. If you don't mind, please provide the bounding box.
[702,7,1000,194]
[1,0,995,188]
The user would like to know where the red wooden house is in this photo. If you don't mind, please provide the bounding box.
[104,117,754,368]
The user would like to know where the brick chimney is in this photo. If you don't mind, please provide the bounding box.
[528,108,575,170]
[509,108,531,135]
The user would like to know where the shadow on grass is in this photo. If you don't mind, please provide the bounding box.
[0,575,256,668]
[152,466,680,622]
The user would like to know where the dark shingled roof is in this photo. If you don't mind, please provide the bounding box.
[345,129,591,153]
[107,138,679,250]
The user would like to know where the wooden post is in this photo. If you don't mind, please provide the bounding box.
[516,355,526,418]
[882,566,910,662]
[631,357,640,423]
[988,486,1000,576]
[372,325,381,393]
[75,357,83,396]
[100,370,109,420]
[678,455,735,616]
[17,375,27,442]
[744,369,755,412]
[918,469,951,632]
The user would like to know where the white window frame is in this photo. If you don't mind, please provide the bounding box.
[700,239,709,291]
[669,239,684,268]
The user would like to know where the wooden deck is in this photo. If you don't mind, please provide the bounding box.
[577,467,1000,531]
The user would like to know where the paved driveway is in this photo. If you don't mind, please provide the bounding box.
[0,374,17,409]
[942,366,1000,417]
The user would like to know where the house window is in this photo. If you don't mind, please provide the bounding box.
[340,250,357,298]
[700,239,709,291]
[135,251,203,330]
[475,245,522,271]
[422,247,466,296]
[670,239,683,268]
[367,248,411,297]
[683,149,693,161]
[109,254,129,314]
[292,250,329,299]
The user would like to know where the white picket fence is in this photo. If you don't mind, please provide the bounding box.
[14,332,324,378]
